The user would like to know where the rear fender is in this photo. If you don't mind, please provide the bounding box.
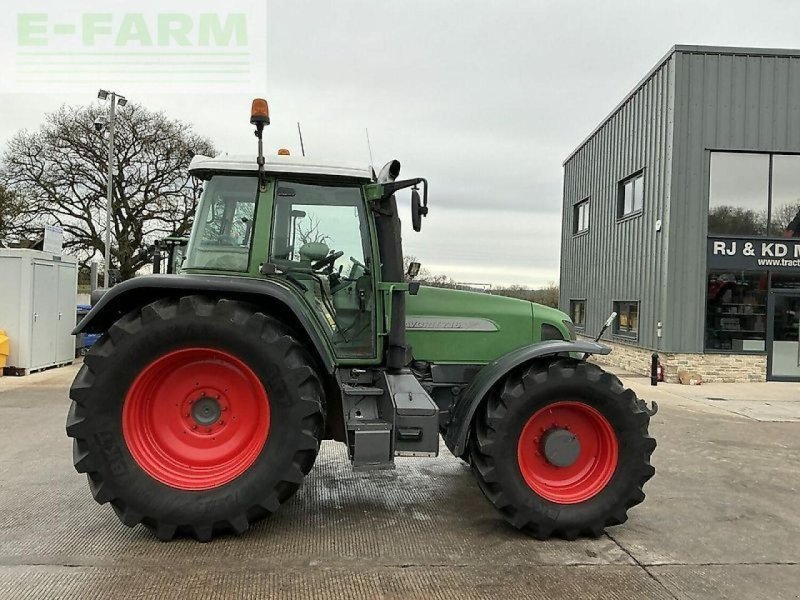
[443,340,611,456]
[74,274,335,373]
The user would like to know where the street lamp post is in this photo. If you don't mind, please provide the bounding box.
[96,89,127,287]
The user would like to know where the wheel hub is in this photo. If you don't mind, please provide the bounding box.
[517,401,619,504]
[191,395,222,426]
[122,347,270,491]
[541,428,581,467]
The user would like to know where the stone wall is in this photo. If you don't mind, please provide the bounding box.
[581,336,767,383]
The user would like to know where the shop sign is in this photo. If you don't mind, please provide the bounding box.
[707,236,800,271]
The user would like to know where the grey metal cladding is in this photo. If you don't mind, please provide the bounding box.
[561,45,800,353]
[559,53,676,351]
[667,49,800,352]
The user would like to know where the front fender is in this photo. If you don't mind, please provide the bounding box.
[74,274,336,373]
[443,340,611,456]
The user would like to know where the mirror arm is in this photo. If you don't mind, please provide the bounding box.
[380,178,423,199]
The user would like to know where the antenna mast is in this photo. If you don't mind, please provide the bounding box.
[297,122,306,157]
[365,128,375,172]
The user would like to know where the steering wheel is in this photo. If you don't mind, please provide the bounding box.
[311,250,344,271]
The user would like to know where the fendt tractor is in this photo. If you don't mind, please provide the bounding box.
[68,99,657,542]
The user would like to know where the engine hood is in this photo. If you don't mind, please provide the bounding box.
[405,285,536,364]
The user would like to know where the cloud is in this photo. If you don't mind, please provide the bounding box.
[3,0,800,286]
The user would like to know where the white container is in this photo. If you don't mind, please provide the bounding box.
[0,248,78,373]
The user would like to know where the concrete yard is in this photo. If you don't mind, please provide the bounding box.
[0,363,798,599]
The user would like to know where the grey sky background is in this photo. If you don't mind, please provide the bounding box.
[3,0,800,286]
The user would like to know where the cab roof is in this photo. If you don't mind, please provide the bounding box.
[188,154,374,181]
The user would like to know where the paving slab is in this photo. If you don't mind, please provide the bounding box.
[607,401,800,566]
[0,362,799,599]
[0,564,674,600]
[652,564,800,600]
[623,374,800,422]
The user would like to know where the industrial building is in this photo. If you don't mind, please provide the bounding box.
[559,45,800,382]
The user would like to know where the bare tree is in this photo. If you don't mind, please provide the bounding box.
[535,282,560,308]
[0,103,215,279]
[770,201,800,236]
[296,214,330,246]
[0,183,25,241]
[708,205,767,236]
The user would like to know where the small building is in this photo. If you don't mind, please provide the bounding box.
[559,45,800,382]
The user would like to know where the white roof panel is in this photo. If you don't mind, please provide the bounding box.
[188,154,373,180]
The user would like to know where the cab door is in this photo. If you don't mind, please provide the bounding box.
[269,181,378,359]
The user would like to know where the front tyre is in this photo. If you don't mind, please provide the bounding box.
[66,296,325,541]
[470,359,656,540]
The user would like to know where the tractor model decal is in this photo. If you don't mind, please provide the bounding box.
[405,316,499,332]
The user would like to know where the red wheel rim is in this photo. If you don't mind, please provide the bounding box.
[517,401,618,504]
[122,348,270,491]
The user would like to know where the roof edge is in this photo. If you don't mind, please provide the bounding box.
[562,44,800,165]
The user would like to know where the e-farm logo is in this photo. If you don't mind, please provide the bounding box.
[18,13,248,48]
[4,2,266,93]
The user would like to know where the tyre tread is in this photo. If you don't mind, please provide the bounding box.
[470,358,656,540]
[66,296,325,542]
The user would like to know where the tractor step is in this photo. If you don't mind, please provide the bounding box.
[341,383,384,397]
[337,369,440,469]
[348,419,393,470]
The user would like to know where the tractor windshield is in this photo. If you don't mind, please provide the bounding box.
[184,175,259,272]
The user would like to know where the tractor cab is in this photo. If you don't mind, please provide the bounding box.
[183,154,380,359]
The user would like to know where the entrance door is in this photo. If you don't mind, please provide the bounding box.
[767,292,800,381]
[56,263,77,363]
[31,262,58,370]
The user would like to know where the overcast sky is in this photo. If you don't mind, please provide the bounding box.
[3,0,800,287]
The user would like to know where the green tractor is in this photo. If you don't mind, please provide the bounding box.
[68,99,656,542]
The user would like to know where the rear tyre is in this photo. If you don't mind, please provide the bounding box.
[66,296,325,541]
[470,359,655,540]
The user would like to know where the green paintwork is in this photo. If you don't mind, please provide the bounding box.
[362,183,384,202]
[533,303,572,340]
[407,286,560,364]
[182,173,574,371]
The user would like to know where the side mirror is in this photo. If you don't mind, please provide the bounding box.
[411,187,428,232]
[406,261,421,279]
[371,177,430,232]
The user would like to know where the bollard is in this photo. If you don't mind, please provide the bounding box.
[90,262,99,293]
[650,353,659,386]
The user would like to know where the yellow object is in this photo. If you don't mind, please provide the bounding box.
[277,148,291,156]
[0,329,8,370]
[250,98,270,125]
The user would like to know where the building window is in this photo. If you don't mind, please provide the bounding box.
[707,152,800,238]
[573,198,590,234]
[769,155,800,237]
[705,270,767,352]
[613,301,639,338]
[618,172,644,218]
[570,299,586,328]
[708,153,769,236]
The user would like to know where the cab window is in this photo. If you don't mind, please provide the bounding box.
[185,175,259,271]
[270,182,374,358]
